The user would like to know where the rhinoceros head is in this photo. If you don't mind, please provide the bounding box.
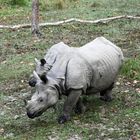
[26,71,59,119]
[28,58,50,87]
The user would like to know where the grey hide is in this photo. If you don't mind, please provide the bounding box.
[47,37,124,94]
[27,37,124,123]
[28,42,70,87]
[35,42,70,75]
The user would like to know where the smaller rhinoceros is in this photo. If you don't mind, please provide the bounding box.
[25,37,124,124]
[29,42,70,87]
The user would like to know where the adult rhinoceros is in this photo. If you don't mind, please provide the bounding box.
[25,37,124,124]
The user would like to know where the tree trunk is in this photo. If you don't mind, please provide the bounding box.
[31,0,41,37]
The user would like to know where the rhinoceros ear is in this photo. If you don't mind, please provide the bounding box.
[40,59,46,66]
[40,73,48,83]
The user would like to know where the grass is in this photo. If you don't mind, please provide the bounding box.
[121,56,140,80]
[0,0,140,139]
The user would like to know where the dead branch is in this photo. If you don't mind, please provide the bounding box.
[0,15,140,30]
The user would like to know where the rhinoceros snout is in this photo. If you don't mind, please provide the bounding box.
[27,110,43,119]
[27,111,35,119]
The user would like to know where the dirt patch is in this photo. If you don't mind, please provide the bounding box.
[127,29,140,40]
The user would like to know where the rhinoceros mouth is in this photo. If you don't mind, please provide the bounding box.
[27,110,44,119]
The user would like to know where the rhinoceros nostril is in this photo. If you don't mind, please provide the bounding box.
[27,112,35,119]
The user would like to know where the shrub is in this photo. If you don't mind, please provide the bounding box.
[0,0,28,6]
[121,57,140,80]
[39,0,66,11]
[10,0,28,6]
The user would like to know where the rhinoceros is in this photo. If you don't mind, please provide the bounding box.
[29,42,70,87]
[25,37,124,124]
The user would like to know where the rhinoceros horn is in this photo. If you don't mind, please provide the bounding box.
[33,71,41,82]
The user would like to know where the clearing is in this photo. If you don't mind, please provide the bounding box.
[0,0,140,139]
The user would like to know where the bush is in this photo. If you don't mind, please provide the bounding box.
[121,57,140,80]
[39,0,67,11]
[0,0,28,6]
[10,0,28,6]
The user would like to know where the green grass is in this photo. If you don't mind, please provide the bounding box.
[121,57,140,80]
[0,0,140,139]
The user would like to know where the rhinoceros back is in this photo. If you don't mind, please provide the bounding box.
[44,42,70,67]
[45,42,69,57]
[47,37,123,94]
[77,37,124,91]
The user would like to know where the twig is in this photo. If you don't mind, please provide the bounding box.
[0,15,140,30]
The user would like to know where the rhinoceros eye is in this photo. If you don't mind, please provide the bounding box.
[38,98,43,102]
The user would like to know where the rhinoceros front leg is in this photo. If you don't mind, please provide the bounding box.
[100,82,114,102]
[58,89,82,124]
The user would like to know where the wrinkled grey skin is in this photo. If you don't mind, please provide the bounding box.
[26,37,124,123]
[26,71,59,118]
[28,42,70,87]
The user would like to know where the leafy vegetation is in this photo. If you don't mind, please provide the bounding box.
[121,57,140,80]
[0,0,140,139]
[0,0,28,6]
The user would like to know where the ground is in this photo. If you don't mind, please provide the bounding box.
[0,0,140,139]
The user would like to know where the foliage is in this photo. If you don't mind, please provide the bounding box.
[121,57,140,80]
[39,0,65,11]
[0,0,28,6]
[39,0,78,11]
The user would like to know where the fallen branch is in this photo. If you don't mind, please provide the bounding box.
[0,15,140,30]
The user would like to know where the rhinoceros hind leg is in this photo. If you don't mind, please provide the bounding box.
[75,97,86,114]
[100,82,114,102]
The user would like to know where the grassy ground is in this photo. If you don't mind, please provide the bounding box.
[0,0,140,139]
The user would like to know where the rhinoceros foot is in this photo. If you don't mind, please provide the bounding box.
[74,98,86,114]
[100,96,113,102]
[100,83,114,102]
[58,114,70,124]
